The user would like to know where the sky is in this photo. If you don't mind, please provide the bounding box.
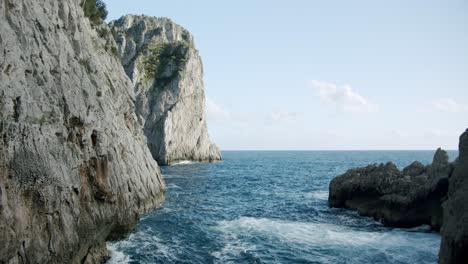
[106,0,468,150]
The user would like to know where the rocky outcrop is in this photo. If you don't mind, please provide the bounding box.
[0,1,165,263]
[328,148,452,230]
[439,129,468,264]
[329,129,468,263]
[109,15,221,165]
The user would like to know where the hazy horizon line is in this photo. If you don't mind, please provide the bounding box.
[219,149,458,152]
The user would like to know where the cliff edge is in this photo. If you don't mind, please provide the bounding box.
[110,15,221,165]
[0,1,165,263]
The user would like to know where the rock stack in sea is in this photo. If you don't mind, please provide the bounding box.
[328,129,468,264]
[329,148,451,230]
[110,15,221,165]
[0,1,167,263]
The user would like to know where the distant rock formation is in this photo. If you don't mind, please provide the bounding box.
[328,148,452,230]
[439,129,468,264]
[0,1,165,263]
[110,15,221,165]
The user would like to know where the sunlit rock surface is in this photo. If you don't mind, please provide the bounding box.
[110,15,221,165]
[0,1,165,263]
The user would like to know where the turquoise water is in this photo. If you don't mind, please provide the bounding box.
[108,151,457,264]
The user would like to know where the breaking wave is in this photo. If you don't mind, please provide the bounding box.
[106,151,447,263]
[212,217,440,263]
[171,160,197,165]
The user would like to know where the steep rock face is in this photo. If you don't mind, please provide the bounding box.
[0,1,165,263]
[439,129,468,264]
[109,15,221,165]
[328,149,452,230]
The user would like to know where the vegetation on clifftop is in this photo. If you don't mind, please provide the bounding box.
[143,41,190,85]
[82,0,108,25]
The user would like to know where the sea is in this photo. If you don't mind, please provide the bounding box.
[107,150,458,264]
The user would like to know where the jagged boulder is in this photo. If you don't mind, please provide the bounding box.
[110,15,221,165]
[0,1,165,263]
[402,161,426,176]
[439,129,468,264]
[329,149,452,230]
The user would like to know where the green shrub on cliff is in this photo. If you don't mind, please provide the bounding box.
[143,41,189,84]
[82,0,108,25]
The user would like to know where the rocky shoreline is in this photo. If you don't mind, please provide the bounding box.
[329,129,468,264]
[0,0,464,263]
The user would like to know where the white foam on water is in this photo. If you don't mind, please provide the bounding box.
[305,190,329,200]
[149,235,179,260]
[215,217,370,247]
[106,242,131,264]
[213,217,440,263]
[171,160,197,165]
[107,228,181,263]
[406,225,432,232]
[166,183,182,189]
[211,232,257,264]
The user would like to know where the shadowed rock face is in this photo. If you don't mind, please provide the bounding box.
[110,15,221,165]
[0,1,165,263]
[329,129,468,263]
[328,148,452,230]
[439,129,468,264]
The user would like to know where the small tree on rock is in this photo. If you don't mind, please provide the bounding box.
[82,0,108,25]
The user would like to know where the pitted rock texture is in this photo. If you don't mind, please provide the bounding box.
[0,1,165,263]
[328,148,452,230]
[439,129,468,264]
[110,15,221,165]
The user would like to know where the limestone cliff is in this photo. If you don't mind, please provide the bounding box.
[110,15,221,165]
[0,1,165,263]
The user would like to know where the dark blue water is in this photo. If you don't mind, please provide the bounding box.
[108,151,457,264]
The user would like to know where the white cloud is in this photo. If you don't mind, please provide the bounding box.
[433,98,468,113]
[206,97,229,121]
[311,80,378,113]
